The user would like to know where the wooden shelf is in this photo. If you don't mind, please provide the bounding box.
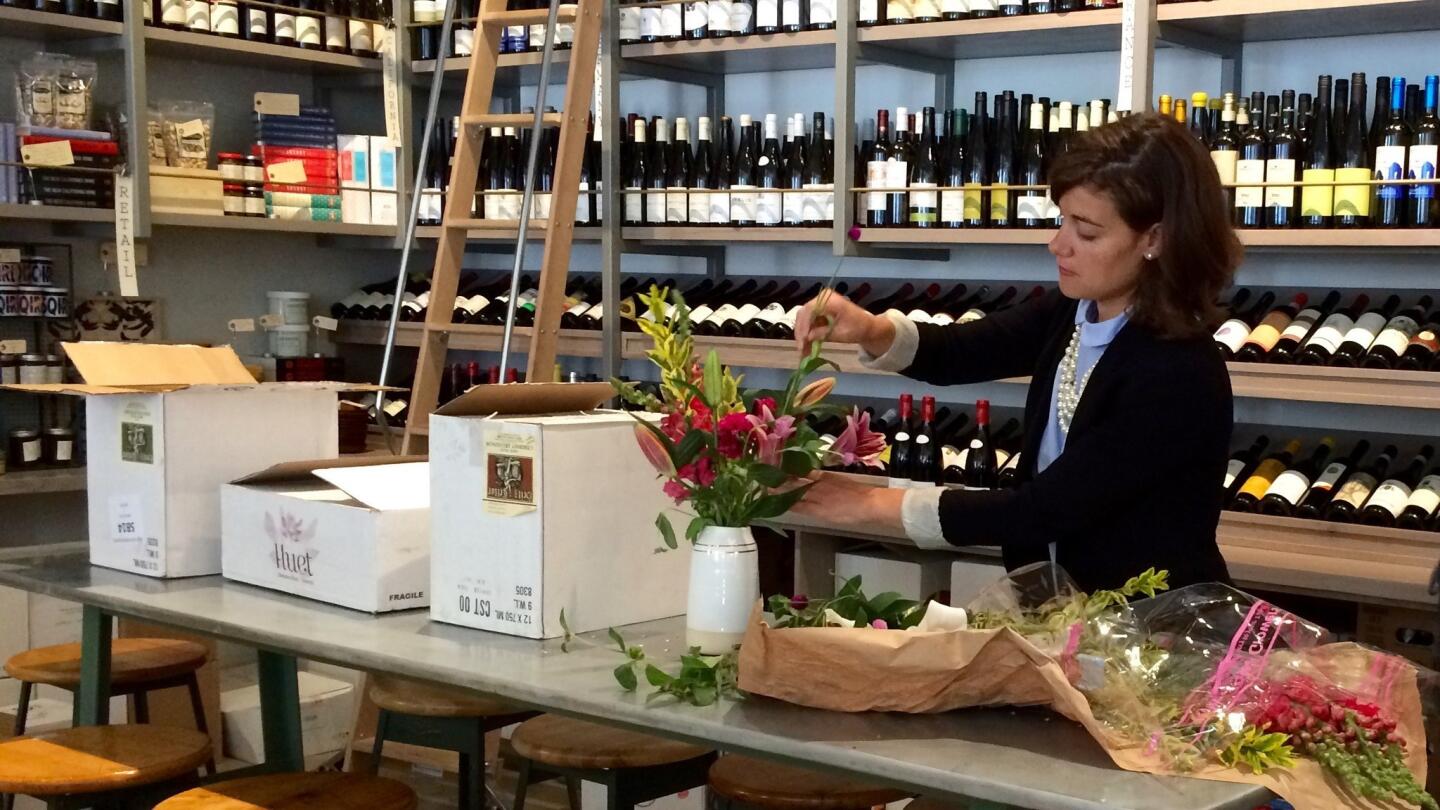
[144,26,380,71]
[0,203,115,223]
[150,212,396,236]
[855,227,1440,249]
[1226,362,1440,410]
[1157,0,1440,44]
[623,226,832,243]
[0,467,86,498]
[412,49,570,85]
[859,227,1057,245]
[413,224,603,242]
[858,8,1124,60]
[623,29,836,73]
[0,5,122,38]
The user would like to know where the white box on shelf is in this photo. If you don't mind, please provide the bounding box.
[340,189,372,225]
[368,136,397,192]
[429,383,689,639]
[338,134,371,190]
[370,192,398,226]
[0,694,128,735]
[221,457,430,613]
[835,547,953,603]
[221,666,354,767]
[951,558,1007,607]
[2,343,364,579]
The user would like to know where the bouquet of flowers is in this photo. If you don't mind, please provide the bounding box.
[613,284,886,542]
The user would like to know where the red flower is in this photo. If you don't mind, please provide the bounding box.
[659,409,687,443]
[663,480,689,503]
[716,412,752,459]
[751,397,778,418]
[677,457,716,488]
[688,398,714,432]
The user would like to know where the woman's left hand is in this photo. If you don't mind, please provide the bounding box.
[787,471,906,534]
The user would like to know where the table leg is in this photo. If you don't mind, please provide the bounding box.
[73,606,113,726]
[256,650,304,772]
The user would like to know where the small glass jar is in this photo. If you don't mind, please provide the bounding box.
[18,354,46,385]
[218,153,246,181]
[44,354,62,384]
[244,185,267,217]
[0,354,16,385]
[8,429,40,469]
[43,427,75,466]
[224,182,247,216]
[243,156,265,183]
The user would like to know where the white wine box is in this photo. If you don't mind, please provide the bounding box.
[429,383,690,639]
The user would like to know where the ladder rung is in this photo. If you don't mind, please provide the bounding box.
[463,113,564,129]
[483,6,578,26]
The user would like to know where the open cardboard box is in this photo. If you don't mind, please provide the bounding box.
[428,382,690,639]
[4,342,377,578]
[222,455,430,612]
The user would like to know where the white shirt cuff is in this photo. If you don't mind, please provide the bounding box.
[857,311,920,373]
[901,486,949,550]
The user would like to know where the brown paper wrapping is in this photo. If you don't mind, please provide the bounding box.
[738,610,1429,810]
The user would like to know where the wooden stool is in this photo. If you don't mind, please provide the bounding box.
[509,714,715,810]
[155,772,417,809]
[707,755,912,810]
[0,724,211,810]
[366,674,535,810]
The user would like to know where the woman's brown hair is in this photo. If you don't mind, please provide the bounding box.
[1049,112,1242,340]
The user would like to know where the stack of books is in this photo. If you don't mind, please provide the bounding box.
[253,106,342,222]
[2,125,118,208]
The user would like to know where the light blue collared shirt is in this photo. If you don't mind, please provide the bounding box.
[1035,299,1130,474]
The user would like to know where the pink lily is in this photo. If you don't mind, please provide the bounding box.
[827,409,886,469]
[747,403,797,467]
[633,424,675,476]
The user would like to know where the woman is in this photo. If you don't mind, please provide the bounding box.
[791,113,1242,591]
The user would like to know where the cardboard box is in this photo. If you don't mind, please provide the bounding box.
[371,191,398,226]
[835,547,953,603]
[429,383,689,639]
[951,559,1007,608]
[341,188,372,224]
[3,342,364,578]
[369,136,397,192]
[222,456,431,612]
[338,134,371,190]
[0,693,129,735]
[150,166,225,216]
[221,666,354,768]
[1357,604,1437,668]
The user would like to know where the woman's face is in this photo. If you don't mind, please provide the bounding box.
[1048,185,1160,315]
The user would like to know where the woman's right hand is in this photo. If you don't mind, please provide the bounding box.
[794,291,895,357]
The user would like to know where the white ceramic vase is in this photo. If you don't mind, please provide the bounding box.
[685,525,759,655]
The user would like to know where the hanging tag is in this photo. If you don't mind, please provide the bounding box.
[258,314,285,328]
[254,92,301,117]
[21,140,75,167]
[381,28,402,145]
[312,315,339,332]
[0,339,27,354]
[114,173,140,297]
[0,249,20,263]
[1115,0,1137,113]
[266,160,308,184]
[229,318,257,332]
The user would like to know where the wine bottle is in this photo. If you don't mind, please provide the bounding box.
[624,118,647,225]
[1234,105,1267,228]
[1015,101,1049,228]
[887,107,912,227]
[618,0,640,42]
[667,117,693,226]
[1374,77,1409,228]
[1264,90,1299,228]
[717,280,781,336]
[1369,76,1392,155]
[731,0,755,33]
[908,395,942,487]
[1213,290,1277,360]
[908,107,939,228]
[1336,73,1372,227]
[1188,91,1210,144]
[1394,310,1440,370]
[963,92,989,228]
[1361,295,1433,369]
[1230,438,1302,512]
[887,394,916,487]
[858,0,879,25]
[1328,294,1401,367]
[969,0,996,18]
[863,283,915,316]
[1300,75,1335,229]
[990,95,1016,228]
[866,110,893,227]
[1409,75,1438,228]
[1396,462,1440,530]
[886,0,912,24]
[808,0,835,28]
[576,116,598,225]
[1361,445,1435,527]
[756,113,783,227]
[1294,293,1370,366]
[1234,293,1307,362]
[1295,439,1370,520]
[710,115,734,226]
[732,114,759,226]
[756,0,777,34]
[802,111,832,226]
[782,114,807,226]
[645,117,670,226]
[1325,444,1397,523]
[1210,95,1239,210]
[688,116,714,226]
[738,280,801,337]
[639,0,660,41]
[417,119,449,226]
[1223,435,1270,501]
[1267,289,1338,364]
[1259,437,1335,516]
[962,399,998,490]
[707,0,731,35]
[939,108,967,229]
[959,285,1018,323]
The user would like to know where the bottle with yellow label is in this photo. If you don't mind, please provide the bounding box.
[1230,439,1303,512]
[1301,75,1335,229]
[1335,72,1372,227]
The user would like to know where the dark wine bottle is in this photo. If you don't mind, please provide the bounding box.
[1294,293,1370,366]
[1267,289,1339,364]
[803,111,832,226]
[1295,439,1370,520]
[1361,296,1433,369]
[1396,462,1440,530]
[667,117,694,226]
[908,395,943,487]
[1335,73,1372,228]
[710,115,734,226]
[1361,445,1435,527]
[1328,294,1401,367]
[1325,444,1397,523]
[688,116,714,226]
[1394,310,1440,371]
[887,107,913,227]
[1259,437,1335,516]
[781,114,807,226]
[1300,75,1335,229]
[1373,77,1410,228]
[732,114,759,227]
[1234,293,1307,363]
[1234,105,1267,228]
[1408,75,1438,228]
[1016,101,1049,228]
[887,394,916,487]
[624,118,647,225]
[756,114,783,227]
[939,108,967,229]
[1265,90,1299,229]
[963,92,989,228]
[1223,435,1270,501]
[908,107,939,228]
[1213,290,1277,360]
[1210,95,1240,209]
[990,96,1016,228]
[962,399,998,490]
[865,110,894,227]
[1230,439,1302,512]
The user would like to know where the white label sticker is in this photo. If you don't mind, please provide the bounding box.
[1262,469,1310,506]
[809,0,836,22]
[109,495,146,543]
[1405,475,1440,517]
[258,313,285,328]
[1265,159,1296,208]
[1365,480,1413,518]
[254,92,301,117]
[1235,159,1266,208]
[229,318,256,332]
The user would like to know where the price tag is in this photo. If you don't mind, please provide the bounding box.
[253,92,301,117]
[21,140,75,167]
[114,173,139,297]
[380,28,402,145]
[108,494,147,543]
[266,160,308,184]
[0,249,21,263]
[229,318,256,332]
[312,315,338,332]
[382,398,406,417]
[258,313,284,328]
[0,339,27,354]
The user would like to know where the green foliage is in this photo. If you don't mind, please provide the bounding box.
[605,627,742,706]
[655,514,677,551]
[1218,727,1296,774]
[768,575,928,630]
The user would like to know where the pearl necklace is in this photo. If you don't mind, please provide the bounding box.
[1056,324,1094,435]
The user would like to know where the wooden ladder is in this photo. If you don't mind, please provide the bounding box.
[400,0,601,454]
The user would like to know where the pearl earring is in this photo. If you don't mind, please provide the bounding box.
[1144,253,1156,261]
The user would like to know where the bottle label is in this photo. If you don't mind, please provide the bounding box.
[988,185,1009,223]
[1334,166,1373,217]
[1309,461,1348,495]
[941,0,967,11]
[733,303,762,325]
[1210,150,1238,185]
[885,159,908,197]
[684,2,707,31]
[1409,145,1438,201]
[909,182,937,224]
[1300,168,1336,217]
[619,6,641,39]
[929,312,954,326]
[646,190,667,224]
[886,0,912,21]
[1340,311,1388,352]
[494,190,521,220]
[163,0,187,24]
[783,190,804,224]
[1263,469,1310,506]
[576,181,592,224]
[858,0,878,20]
[1410,329,1440,353]
[756,0,777,27]
[782,304,803,328]
[1243,310,1292,352]
[1235,158,1265,208]
[865,161,887,212]
[666,189,688,223]
[731,186,758,222]
[298,14,322,45]
[624,188,644,223]
[325,15,346,48]
[905,309,932,324]
[419,189,443,222]
[1238,459,1286,501]
[1405,475,1440,517]
[1015,193,1048,221]
[709,191,731,224]
[187,0,211,30]
[688,304,714,323]
[531,192,552,221]
[912,0,940,15]
[660,3,683,36]
[274,10,297,37]
[687,189,709,224]
[1374,145,1407,201]
[802,183,830,223]
[962,183,984,220]
[958,307,985,324]
[640,7,661,38]
[730,0,753,31]
[782,0,800,25]
[1264,158,1296,208]
[349,19,374,51]
[1333,473,1378,509]
[1365,480,1412,518]
[1213,317,1251,353]
[809,0,836,23]
[566,301,591,317]
[708,0,733,31]
[1371,315,1420,358]
[1222,458,1246,491]
[757,190,782,225]
[1278,307,1321,344]
[1303,313,1354,353]
[969,0,997,10]
[940,189,964,224]
[212,1,239,34]
[757,303,788,324]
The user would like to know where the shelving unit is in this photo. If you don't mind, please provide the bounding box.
[623,29,837,72]
[0,203,116,224]
[622,226,833,243]
[856,8,1125,59]
[0,467,87,498]
[1155,0,1440,43]
[0,5,123,38]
